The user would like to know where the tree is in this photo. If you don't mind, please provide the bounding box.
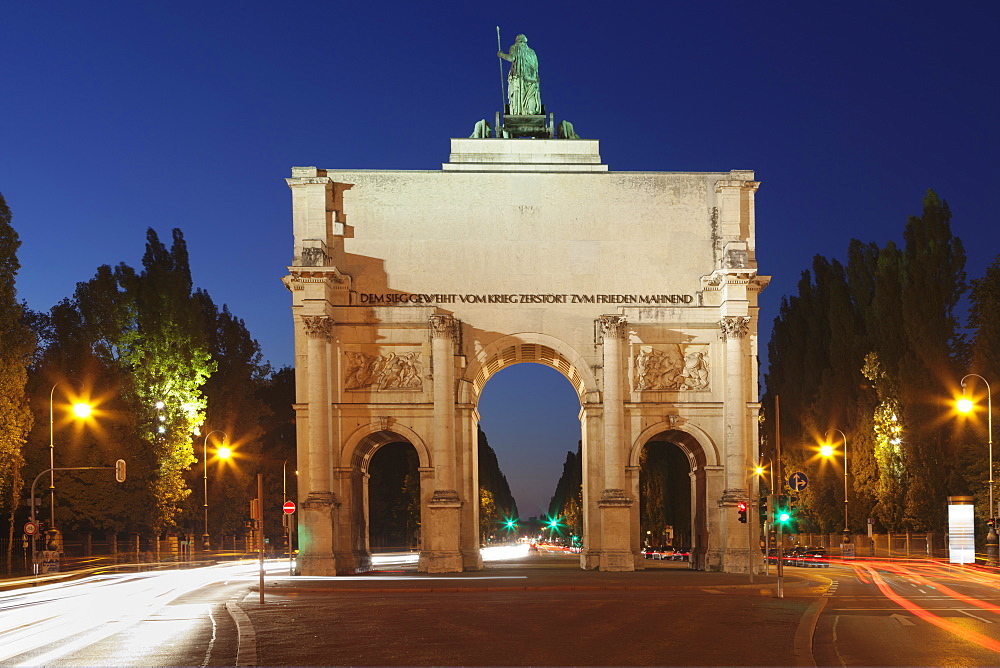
[764,191,967,534]
[478,426,518,526]
[182,291,271,545]
[547,442,583,538]
[37,228,215,537]
[0,193,36,573]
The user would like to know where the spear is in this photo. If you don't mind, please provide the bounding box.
[497,26,506,111]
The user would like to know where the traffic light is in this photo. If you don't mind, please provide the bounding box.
[774,494,792,525]
[737,502,748,523]
[759,498,768,524]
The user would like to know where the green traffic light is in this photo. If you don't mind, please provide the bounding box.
[778,511,790,522]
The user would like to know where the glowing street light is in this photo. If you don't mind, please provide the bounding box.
[958,374,994,549]
[822,429,850,541]
[202,430,229,550]
[49,381,93,532]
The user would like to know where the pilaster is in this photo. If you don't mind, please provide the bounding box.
[597,314,633,571]
[420,314,463,573]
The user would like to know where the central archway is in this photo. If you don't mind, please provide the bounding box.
[477,363,581,542]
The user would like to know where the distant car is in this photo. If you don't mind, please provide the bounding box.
[671,547,691,561]
[783,546,806,565]
[642,546,666,560]
[797,546,828,568]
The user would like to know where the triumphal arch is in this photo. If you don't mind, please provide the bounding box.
[285,39,768,575]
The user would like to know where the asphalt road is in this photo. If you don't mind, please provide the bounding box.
[7,549,1000,666]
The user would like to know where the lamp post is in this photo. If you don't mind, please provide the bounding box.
[958,373,995,562]
[823,429,850,543]
[202,430,229,551]
[48,381,91,533]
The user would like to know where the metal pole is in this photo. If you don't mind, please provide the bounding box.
[748,470,755,584]
[284,460,292,576]
[962,374,996,564]
[203,437,208,549]
[258,473,265,604]
[202,430,227,552]
[49,384,57,532]
[845,435,850,536]
[775,395,783,598]
[826,429,849,539]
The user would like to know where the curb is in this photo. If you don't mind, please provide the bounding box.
[251,576,828,595]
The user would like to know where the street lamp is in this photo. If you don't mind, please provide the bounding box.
[823,429,850,541]
[49,381,92,532]
[202,430,229,550]
[958,374,994,544]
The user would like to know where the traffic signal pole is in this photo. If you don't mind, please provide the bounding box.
[775,396,784,599]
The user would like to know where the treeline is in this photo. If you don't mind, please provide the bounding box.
[0,193,294,572]
[764,189,996,534]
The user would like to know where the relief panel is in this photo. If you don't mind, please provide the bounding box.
[633,344,710,391]
[344,350,423,391]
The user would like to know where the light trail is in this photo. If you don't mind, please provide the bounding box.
[0,560,267,666]
[856,561,1000,654]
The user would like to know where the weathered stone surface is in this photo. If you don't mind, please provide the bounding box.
[286,138,769,575]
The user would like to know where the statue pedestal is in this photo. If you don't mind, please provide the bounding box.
[499,112,554,138]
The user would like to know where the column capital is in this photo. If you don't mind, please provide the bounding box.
[719,316,750,340]
[302,491,338,509]
[429,314,460,343]
[598,488,632,508]
[428,489,462,507]
[302,315,334,340]
[598,314,627,340]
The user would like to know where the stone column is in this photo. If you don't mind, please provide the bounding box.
[299,315,338,575]
[420,314,463,573]
[720,315,751,572]
[597,315,633,571]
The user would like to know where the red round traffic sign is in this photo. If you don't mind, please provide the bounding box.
[283,501,296,514]
[23,521,38,536]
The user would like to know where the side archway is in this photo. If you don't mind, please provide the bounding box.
[339,422,432,572]
[628,421,720,570]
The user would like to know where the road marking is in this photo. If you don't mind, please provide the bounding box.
[700,588,722,594]
[959,610,994,624]
[201,606,218,668]
[226,599,257,667]
[917,589,926,593]
[890,613,915,627]
[824,581,839,597]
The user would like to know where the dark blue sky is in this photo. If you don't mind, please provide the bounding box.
[4,2,997,515]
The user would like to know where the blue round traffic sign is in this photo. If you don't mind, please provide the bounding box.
[788,472,809,492]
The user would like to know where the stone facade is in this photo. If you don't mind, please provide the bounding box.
[284,138,769,574]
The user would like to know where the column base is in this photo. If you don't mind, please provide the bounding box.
[418,551,464,573]
[597,549,635,572]
[299,490,339,576]
[298,553,338,576]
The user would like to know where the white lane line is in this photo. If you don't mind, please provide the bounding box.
[959,609,994,624]
[201,606,218,668]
